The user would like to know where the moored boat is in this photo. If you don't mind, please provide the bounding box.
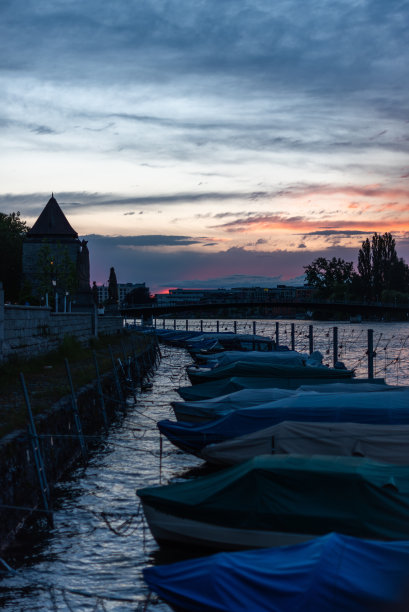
[201,420,409,465]
[144,533,409,612]
[137,455,409,551]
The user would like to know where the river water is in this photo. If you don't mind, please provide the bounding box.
[1,319,409,611]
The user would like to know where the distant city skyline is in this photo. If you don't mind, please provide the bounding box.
[1,1,409,293]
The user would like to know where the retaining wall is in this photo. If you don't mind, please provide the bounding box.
[0,284,123,362]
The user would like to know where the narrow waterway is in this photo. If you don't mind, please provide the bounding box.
[1,319,409,610]
[0,345,200,611]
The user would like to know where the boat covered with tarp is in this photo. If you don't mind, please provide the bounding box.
[177,375,386,401]
[144,533,409,612]
[187,360,355,385]
[158,389,409,454]
[137,455,409,550]
[173,382,401,423]
[201,420,409,465]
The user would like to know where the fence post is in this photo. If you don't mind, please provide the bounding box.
[93,350,109,432]
[309,325,314,354]
[253,321,256,335]
[174,319,176,330]
[64,358,87,461]
[162,319,165,329]
[186,319,189,331]
[291,323,295,351]
[367,329,374,379]
[333,326,338,367]
[234,321,237,334]
[200,320,203,332]
[275,322,279,348]
[20,372,51,518]
[216,321,220,333]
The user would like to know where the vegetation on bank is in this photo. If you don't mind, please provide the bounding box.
[304,232,409,303]
[0,331,152,439]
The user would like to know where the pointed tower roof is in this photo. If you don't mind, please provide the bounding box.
[27,194,78,238]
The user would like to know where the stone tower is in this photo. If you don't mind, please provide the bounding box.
[22,195,92,307]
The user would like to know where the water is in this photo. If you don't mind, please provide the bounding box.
[1,319,409,610]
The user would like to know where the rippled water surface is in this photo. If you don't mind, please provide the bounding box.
[1,319,409,610]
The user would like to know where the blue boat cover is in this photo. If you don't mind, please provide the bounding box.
[143,533,409,612]
[158,390,409,453]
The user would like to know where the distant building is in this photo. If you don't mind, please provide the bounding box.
[97,282,147,306]
[22,194,92,307]
[154,285,313,304]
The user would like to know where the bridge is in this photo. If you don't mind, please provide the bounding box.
[121,297,409,319]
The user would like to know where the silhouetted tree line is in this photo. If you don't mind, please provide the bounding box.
[304,232,409,302]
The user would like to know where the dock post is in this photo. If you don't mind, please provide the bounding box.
[162,318,165,329]
[275,322,279,348]
[309,325,314,354]
[234,320,237,334]
[333,326,338,367]
[216,321,220,333]
[291,323,295,351]
[253,321,256,335]
[200,320,203,332]
[186,319,189,331]
[368,329,374,379]
[174,319,176,330]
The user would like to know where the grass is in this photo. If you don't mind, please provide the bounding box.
[0,330,153,438]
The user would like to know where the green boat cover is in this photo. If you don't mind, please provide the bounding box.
[138,455,409,540]
[187,361,354,385]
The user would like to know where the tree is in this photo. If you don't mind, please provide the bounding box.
[304,257,355,297]
[357,232,409,300]
[123,285,152,306]
[107,267,119,305]
[0,211,30,301]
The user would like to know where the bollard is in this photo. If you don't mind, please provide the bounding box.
[309,325,314,354]
[368,329,374,379]
[333,327,338,368]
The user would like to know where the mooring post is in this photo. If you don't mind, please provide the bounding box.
[368,328,374,379]
[186,319,188,331]
[200,320,203,332]
[234,320,237,334]
[275,322,279,348]
[20,372,51,519]
[216,320,220,333]
[291,323,295,351]
[64,359,87,461]
[309,324,314,354]
[333,326,338,368]
[253,321,256,335]
[93,350,109,432]
[162,318,165,329]
[174,319,176,330]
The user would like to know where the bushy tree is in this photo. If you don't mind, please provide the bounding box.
[0,211,30,301]
[357,232,409,300]
[304,257,355,297]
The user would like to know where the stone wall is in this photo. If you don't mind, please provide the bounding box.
[0,284,123,361]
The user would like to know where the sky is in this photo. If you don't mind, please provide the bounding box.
[1,0,409,293]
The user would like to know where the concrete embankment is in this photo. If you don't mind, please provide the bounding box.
[0,334,160,553]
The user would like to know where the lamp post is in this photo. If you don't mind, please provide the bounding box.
[52,279,57,313]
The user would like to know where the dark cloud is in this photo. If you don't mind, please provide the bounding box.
[298,243,306,249]
[85,234,203,247]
